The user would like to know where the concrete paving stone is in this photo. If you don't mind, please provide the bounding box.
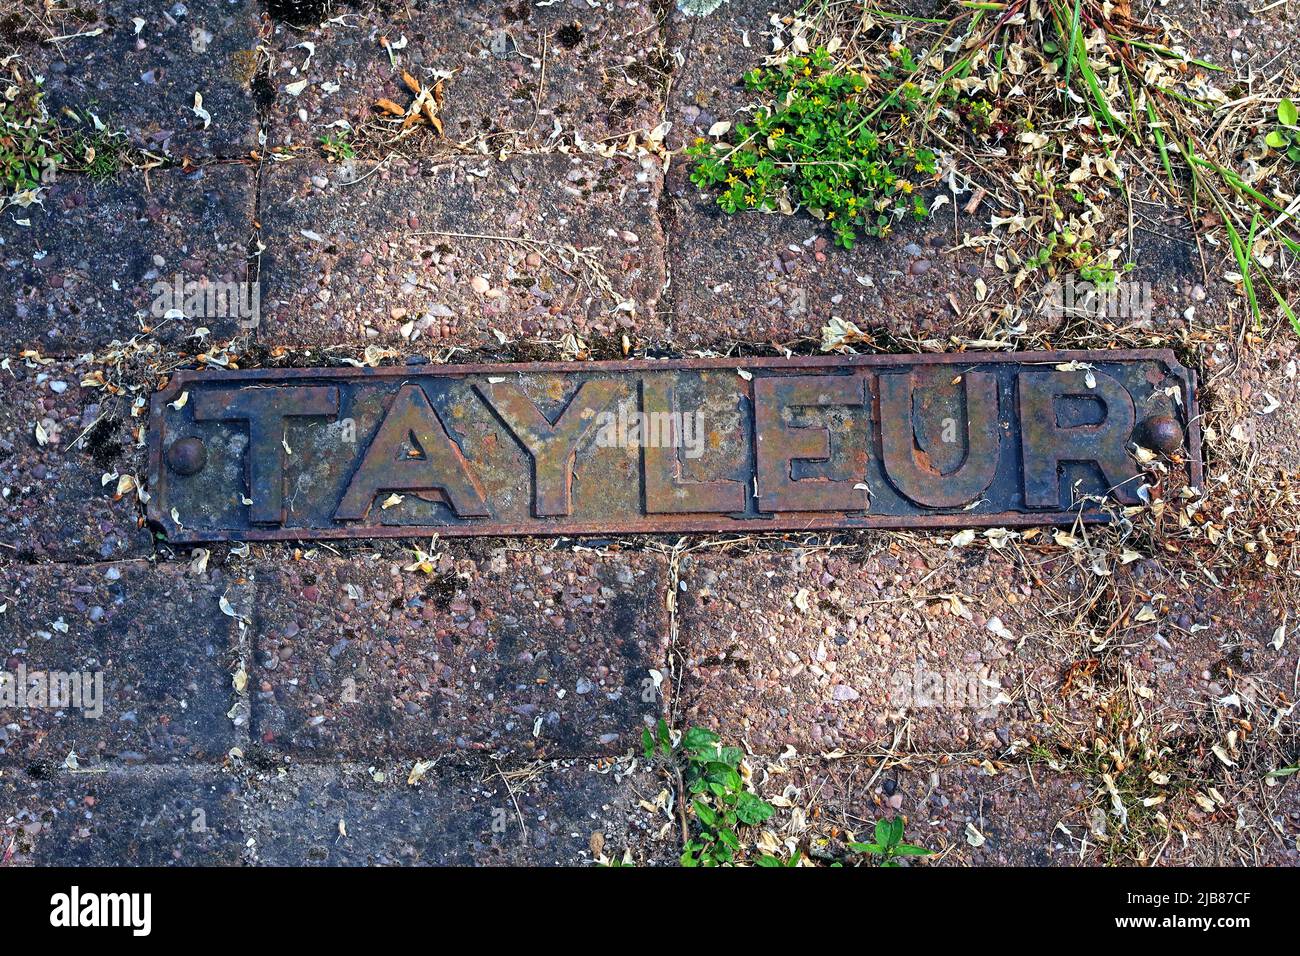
[663,1,1006,346]
[1160,771,1300,865]
[1258,780,1300,867]
[1200,331,1300,479]
[1155,0,1293,70]
[661,1,1267,349]
[0,562,246,767]
[1,766,244,865]
[676,543,1090,756]
[250,549,669,758]
[257,153,665,347]
[241,759,673,865]
[664,164,990,347]
[765,759,1087,866]
[265,0,667,154]
[7,0,262,159]
[1,164,256,354]
[665,2,998,348]
[665,0,814,155]
[0,357,151,561]
[1109,558,1298,731]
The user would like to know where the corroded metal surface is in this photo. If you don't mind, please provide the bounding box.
[147,351,1201,543]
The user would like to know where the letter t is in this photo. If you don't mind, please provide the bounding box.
[192,386,339,525]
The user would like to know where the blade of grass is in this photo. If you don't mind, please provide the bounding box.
[1146,100,1175,187]
[1225,212,1259,322]
[1063,0,1083,90]
[1121,66,1142,146]
[1108,35,1223,71]
[1050,1,1127,138]
[1261,274,1300,336]
[866,9,953,23]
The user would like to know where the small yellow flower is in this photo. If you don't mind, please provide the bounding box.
[694,137,706,146]
[771,128,785,138]
[899,115,910,127]
[826,211,836,220]
[725,174,738,185]
[880,225,892,238]
[743,167,756,178]
[803,66,812,76]
[899,181,914,194]
[745,194,757,206]
[915,162,926,173]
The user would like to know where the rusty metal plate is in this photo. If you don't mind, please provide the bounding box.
[147,351,1201,544]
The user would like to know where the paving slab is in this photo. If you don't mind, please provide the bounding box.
[241,759,672,865]
[660,1,1242,349]
[264,0,666,155]
[757,750,1300,866]
[9,0,261,159]
[665,165,988,348]
[676,543,1093,756]
[1109,558,1297,731]
[759,758,1087,866]
[1202,332,1300,479]
[1,766,244,866]
[1155,0,1293,70]
[249,549,668,758]
[256,154,665,347]
[0,357,151,561]
[1,164,256,354]
[0,562,246,767]
[662,2,1012,347]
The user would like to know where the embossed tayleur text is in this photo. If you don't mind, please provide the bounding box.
[147,351,1200,543]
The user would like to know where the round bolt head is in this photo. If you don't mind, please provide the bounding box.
[1136,415,1183,455]
[166,436,208,476]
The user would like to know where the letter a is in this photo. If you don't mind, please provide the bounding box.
[335,384,489,520]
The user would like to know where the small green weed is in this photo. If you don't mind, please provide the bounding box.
[846,816,933,867]
[686,45,937,248]
[320,130,356,162]
[1023,229,1134,288]
[65,129,131,183]
[1265,98,1300,164]
[642,720,776,867]
[0,85,62,193]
